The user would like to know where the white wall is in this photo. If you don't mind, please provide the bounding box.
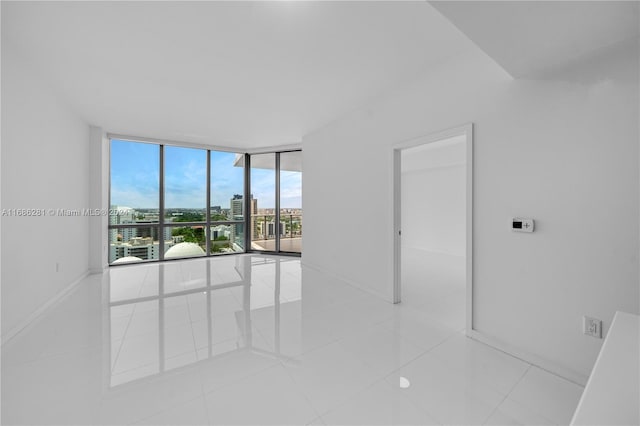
[1,44,90,341]
[401,136,466,257]
[302,41,639,383]
[88,126,109,274]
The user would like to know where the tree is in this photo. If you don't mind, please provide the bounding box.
[172,212,205,222]
[171,227,205,244]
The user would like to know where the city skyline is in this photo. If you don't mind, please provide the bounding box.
[111,140,302,210]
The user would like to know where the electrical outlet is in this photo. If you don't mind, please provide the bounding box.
[583,316,602,338]
[55,262,60,273]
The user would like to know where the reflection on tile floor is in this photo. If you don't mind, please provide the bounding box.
[1,254,583,425]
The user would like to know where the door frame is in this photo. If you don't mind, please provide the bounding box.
[392,123,474,333]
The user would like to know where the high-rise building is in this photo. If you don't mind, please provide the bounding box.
[230,194,243,220]
[230,194,257,247]
[230,194,256,220]
[267,221,285,238]
[110,237,160,261]
[110,205,136,242]
[164,227,173,242]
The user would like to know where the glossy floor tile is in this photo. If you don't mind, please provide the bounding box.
[204,364,318,425]
[484,397,556,426]
[321,380,439,425]
[384,349,508,425]
[506,366,584,425]
[401,247,467,330]
[2,254,582,425]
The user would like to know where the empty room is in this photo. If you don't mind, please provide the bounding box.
[1,1,638,425]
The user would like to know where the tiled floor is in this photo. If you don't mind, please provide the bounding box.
[401,247,467,331]
[1,254,584,425]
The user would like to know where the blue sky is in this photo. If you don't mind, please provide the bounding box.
[111,140,301,209]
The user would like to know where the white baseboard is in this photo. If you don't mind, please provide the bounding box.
[301,260,392,303]
[467,329,589,386]
[1,270,90,347]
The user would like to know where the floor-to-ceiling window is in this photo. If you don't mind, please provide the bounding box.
[210,151,246,255]
[109,139,300,264]
[278,151,302,254]
[109,138,247,265]
[109,140,161,263]
[163,146,208,259]
[249,150,302,254]
[249,153,276,252]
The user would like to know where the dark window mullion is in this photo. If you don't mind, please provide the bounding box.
[206,150,211,256]
[244,153,251,253]
[275,152,281,253]
[159,145,165,260]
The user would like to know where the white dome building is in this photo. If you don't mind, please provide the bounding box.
[164,242,205,259]
[111,256,143,264]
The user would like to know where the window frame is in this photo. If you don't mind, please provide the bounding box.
[246,149,302,256]
[108,136,301,265]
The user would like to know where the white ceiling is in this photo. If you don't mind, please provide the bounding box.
[2,1,475,149]
[430,1,640,78]
[4,2,637,150]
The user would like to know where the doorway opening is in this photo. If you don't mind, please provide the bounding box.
[392,124,473,333]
